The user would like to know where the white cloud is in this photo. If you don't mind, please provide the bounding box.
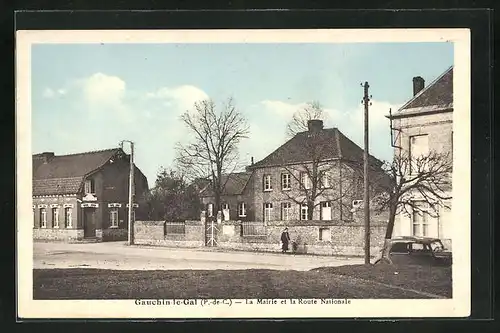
[42,88,55,98]
[81,73,126,109]
[147,85,209,112]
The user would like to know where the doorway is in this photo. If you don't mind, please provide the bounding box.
[83,208,96,238]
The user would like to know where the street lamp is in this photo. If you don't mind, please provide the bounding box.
[119,140,135,245]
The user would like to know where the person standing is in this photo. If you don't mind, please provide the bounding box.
[280,227,291,253]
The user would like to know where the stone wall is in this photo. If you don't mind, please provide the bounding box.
[134,220,205,247]
[102,228,128,241]
[218,219,387,257]
[33,228,83,242]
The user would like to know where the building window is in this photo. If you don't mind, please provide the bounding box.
[300,204,308,220]
[84,179,95,194]
[300,172,311,190]
[52,207,59,228]
[238,202,247,217]
[207,203,214,217]
[263,174,272,191]
[40,208,47,228]
[64,207,72,228]
[110,209,119,228]
[320,171,331,188]
[281,173,291,190]
[263,203,273,222]
[132,210,136,222]
[221,203,230,221]
[281,202,291,221]
[319,227,331,241]
[33,208,35,227]
[409,134,429,173]
[412,202,429,237]
[320,201,332,220]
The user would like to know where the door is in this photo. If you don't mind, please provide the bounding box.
[321,201,332,220]
[83,208,96,238]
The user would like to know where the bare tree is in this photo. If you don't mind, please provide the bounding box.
[280,124,362,220]
[371,150,453,244]
[175,98,250,217]
[286,101,326,137]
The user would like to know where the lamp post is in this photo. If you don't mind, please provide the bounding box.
[120,140,135,245]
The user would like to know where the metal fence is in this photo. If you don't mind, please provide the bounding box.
[165,221,186,235]
[241,221,267,236]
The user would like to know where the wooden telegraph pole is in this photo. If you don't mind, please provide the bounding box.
[362,81,371,264]
[120,140,135,246]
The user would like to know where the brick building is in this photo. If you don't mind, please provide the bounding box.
[201,119,386,224]
[32,148,149,242]
[387,66,453,246]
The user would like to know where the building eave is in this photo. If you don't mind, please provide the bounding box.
[386,105,453,119]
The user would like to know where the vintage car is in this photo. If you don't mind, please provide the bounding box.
[373,236,452,266]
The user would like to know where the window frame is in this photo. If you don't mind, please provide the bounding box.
[300,204,308,220]
[238,202,247,217]
[84,179,96,194]
[64,207,73,228]
[52,207,59,228]
[281,173,291,191]
[412,202,430,237]
[263,203,273,222]
[110,208,119,228]
[300,172,311,190]
[40,208,47,228]
[409,134,429,174]
[263,174,273,191]
[281,202,291,221]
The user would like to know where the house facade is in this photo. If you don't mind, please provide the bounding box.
[201,119,386,225]
[388,66,453,247]
[32,148,149,242]
[200,172,255,221]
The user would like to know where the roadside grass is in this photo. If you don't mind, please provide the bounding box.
[33,266,450,300]
[311,264,452,298]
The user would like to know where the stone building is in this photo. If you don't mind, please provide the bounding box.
[32,148,149,242]
[201,119,386,224]
[387,66,453,246]
[200,172,255,221]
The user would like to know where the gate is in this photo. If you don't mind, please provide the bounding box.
[205,218,219,247]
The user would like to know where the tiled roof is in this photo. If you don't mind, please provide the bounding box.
[32,148,121,196]
[250,128,382,169]
[33,177,84,196]
[399,66,453,113]
[200,172,252,197]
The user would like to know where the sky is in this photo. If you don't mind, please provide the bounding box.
[31,42,453,186]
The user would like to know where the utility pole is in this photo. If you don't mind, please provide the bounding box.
[362,81,372,264]
[120,140,135,245]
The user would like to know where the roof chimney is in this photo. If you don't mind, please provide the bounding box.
[412,76,425,96]
[251,156,254,165]
[307,119,323,134]
[41,152,54,164]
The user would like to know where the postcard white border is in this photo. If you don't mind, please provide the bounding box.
[16,28,471,319]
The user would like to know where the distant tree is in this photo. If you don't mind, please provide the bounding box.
[146,168,202,221]
[281,102,362,220]
[372,150,453,245]
[286,101,326,137]
[175,97,250,216]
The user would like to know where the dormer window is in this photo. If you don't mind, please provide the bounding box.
[84,179,95,194]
